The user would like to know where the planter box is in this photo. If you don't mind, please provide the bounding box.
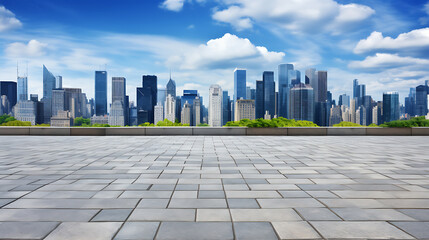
[0,127,30,135]
[106,127,146,136]
[411,127,429,136]
[145,127,193,135]
[193,127,246,135]
[30,127,70,136]
[288,127,327,136]
[327,127,366,136]
[70,128,106,136]
[247,128,288,136]
[366,128,411,136]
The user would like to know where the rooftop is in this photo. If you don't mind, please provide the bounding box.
[0,136,428,239]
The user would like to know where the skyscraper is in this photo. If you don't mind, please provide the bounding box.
[42,65,56,123]
[255,80,264,119]
[222,90,231,125]
[17,76,28,102]
[166,78,176,98]
[137,75,157,124]
[0,81,17,110]
[193,96,201,126]
[316,71,327,102]
[110,77,126,126]
[306,68,317,104]
[338,94,350,108]
[290,70,301,87]
[415,85,428,116]
[233,68,246,120]
[95,71,107,116]
[290,83,314,122]
[263,71,275,118]
[164,94,176,123]
[235,99,255,121]
[55,76,62,89]
[383,92,400,123]
[209,84,223,127]
[154,103,164,124]
[278,64,294,118]
[181,101,191,125]
[405,88,416,117]
[158,88,167,107]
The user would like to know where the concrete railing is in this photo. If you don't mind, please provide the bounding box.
[0,127,428,136]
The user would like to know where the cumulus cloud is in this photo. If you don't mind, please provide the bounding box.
[60,49,110,71]
[212,0,374,34]
[167,33,285,70]
[349,53,429,71]
[0,6,22,32]
[5,39,47,57]
[160,0,185,12]
[354,28,429,54]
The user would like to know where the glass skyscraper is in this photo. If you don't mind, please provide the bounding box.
[233,68,246,120]
[166,78,176,99]
[383,92,400,123]
[17,76,28,102]
[222,90,231,125]
[263,71,275,118]
[95,71,107,116]
[415,85,428,116]
[290,83,314,122]
[278,64,293,118]
[137,75,157,124]
[255,80,264,119]
[42,65,56,123]
[0,81,17,109]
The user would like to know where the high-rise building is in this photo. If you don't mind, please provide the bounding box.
[255,80,264,119]
[263,71,275,119]
[193,96,201,126]
[55,76,62,89]
[383,92,400,123]
[290,83,314,122]
[372,106,379,125]
[362,95,373,125]
[181,101,191,125]
[137,75,157,124]
[110,77,126,126]
[166,78,176,99]
[405,88,416,117]
[52,89,65,117]
[235,99,255,121]
[154,103,164,124]
[415,85,428,116]
[350,98,357,123]
[1,95,9,115]
[278,64,294,118]
[158,88,167,107]
[0,81,17,111]
[42,65,56,123]
[338,94,350,108]
[164,94,176,123]
[175,96,181,122]
[233,68,246,120]
[316,71,327,102]
[51,110,73,127]
[12,100,36,125]
[17,76,28,102]
[290,70,301,87]
[222,90,231,125]
[95,71,107,116]
[306,68,318,106]
[209,84,223,127]
[109,100,125,126]
[329,105,342,126]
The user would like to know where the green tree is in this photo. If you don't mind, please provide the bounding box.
[333,121,363,127]
[74,117,91,126]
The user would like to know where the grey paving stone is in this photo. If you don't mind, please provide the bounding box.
[137,199,169,208]
[0,209,97,222]
[156,222,233,240]
[128,209,195,221]
[198,190,225,199]
[197,209,231,221]
[311,221,414,239]
[258,198,323,208]
[92,209,133,221]
[168,199,227,208]
[5,198,139,209]
[45,222,122,240]
[399,209,429,221]
[227,198,260,209]
[332,208,416,221]
[230,209,302,221]
[114,222,160,240]
[295,208,341,221]
[391,222,429,239]
[0,222,59,239]
[234,222,278,240]
[272,221,321,239]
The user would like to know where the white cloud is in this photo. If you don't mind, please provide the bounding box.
[60,49,110,72]
[354,28,429,54]
[167,33,285,70]
[160,0,185,12]
[349,53,429,71]
[425,2,429,15]
[0,6,22,32]
[5,39,47,57]
[212,0,374,34]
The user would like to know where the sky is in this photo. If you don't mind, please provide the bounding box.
[0,0,428,105]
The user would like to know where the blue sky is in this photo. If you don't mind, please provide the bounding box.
[0,0,428,105]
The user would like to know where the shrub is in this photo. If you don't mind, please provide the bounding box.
[1,120,31,126]
[0,114,16,125]
[224,117,318,128]
[380,116,429,128]
[74,117,91,126]
[333,121,363,127]
[197,123,209,127]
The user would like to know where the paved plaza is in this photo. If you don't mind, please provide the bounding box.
[0,136,428,239]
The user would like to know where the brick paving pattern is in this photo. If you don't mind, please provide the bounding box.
[0,136,428,239]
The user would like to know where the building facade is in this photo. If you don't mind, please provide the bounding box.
[95,71,107,116]
[209,84,223,127]
[235,99,255,121]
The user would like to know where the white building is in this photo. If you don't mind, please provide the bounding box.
[109,100,125,126]
[235,99,255,121]
[181,101,191,125]
[164,94,176,123]
[13,100,37,125]
[209,84,223,127]
[154,103,164,124]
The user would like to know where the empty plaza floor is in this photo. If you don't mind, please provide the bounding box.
[0,136,429,240]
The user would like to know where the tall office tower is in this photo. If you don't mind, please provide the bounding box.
[306,68,317,103]
[110,77,126,126]
[0,81,17,111]
[42,65,56,123]
[355,107,361,125]
[181,101,191,125]
[17,76,28,102]
[246,86,251,100]
[137,75,157,124]
[383,92,400,123]
[350,98,357,123]
[314,71,328,126]
[87,98,95,117]
[175,96,181,122]
[263,71,275,118]
[209,84,223,127]
[290,83,314,122]
[255,80,264,119]
[30,94,38,102]
[55,76,62,89]
[405,88,416,117]
[338,94,350,108]
[250,89,256,100]
[372,106,380,125]
[164,94,176,122]
[222,91,231,125]
[358,106,367,125]
[12,100,37,125]
[180,90,199,125]
[275,91,278,117]
[316,71,327,102]
[158,88,167,106]
[353,79,359,99]
[154,103,164,124]
[278,64,294,118]
[235,99,255,121]
[329,105,342,126]
[415,85,428,116]
[290,70,301,87]
[166,78,176,98]
[341,106,350,122]
[95,71,107,116]
[52,89,65,117]
[233,68,246,120]
[362,95,373,125]
[193,96,201,126]
[1,95,9,115]
[376,101,383,124]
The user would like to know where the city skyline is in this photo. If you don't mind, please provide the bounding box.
[0,0,428,104]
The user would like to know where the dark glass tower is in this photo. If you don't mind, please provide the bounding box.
[42,65,56,123]
[278,64,293,118]
[263,71,275,118]
[95,71,107,116]
[166,78,176,99]
[233,69,246,120]
[255,80,264,119]
[0,81,17,109]
[222,90,231,125]
[415,85,428,116]
[137,75,157,124]
[383,92,400,123]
